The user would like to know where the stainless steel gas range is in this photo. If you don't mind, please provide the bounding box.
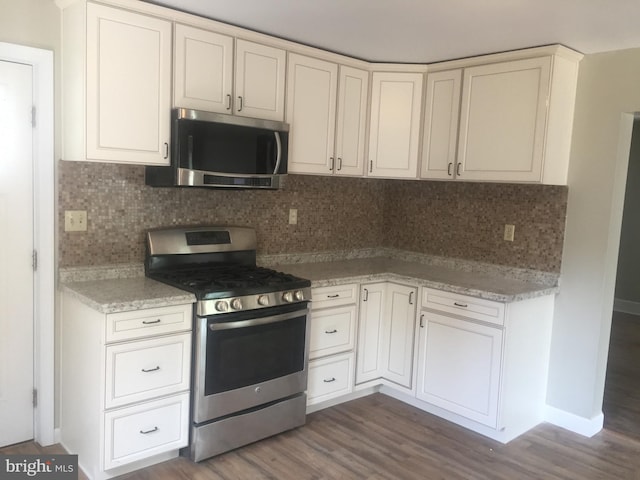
[145,226,311,462]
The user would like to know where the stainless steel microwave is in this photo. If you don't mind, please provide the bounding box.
[145,109,289,189]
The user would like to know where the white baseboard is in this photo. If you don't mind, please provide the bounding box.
[544,405,603,437]
[613,298,640,315]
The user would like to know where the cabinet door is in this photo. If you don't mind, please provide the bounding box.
[416,311,503,427]
[86,3,171,165]
[334,66,369,176]
[420,70,462,180]
[235,40,286,121]
[368,72,423,178]
[356,283,386,384]
[457,57,551,182]
[286,54,338,174]
[382,284,417,388]
[173,24,233,114]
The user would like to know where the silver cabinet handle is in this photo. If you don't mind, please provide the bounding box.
[163,142,169,159]
[237,96,243,112]
[456,162,462,176]
[142,319,161,325]
[330,157,335,171]
[226,94,232,110]
[337,158,343,171]
[323,377,336,383]
[363,288,369,302]
[327,294,340,299]
[325,329,338,334]
[453,302,468,308]
[141,366,160,373]
[447,162,452,176]
[139,426,159,434]
[420,314,425,328]
[369,160,373,173]
[409,291,414,305]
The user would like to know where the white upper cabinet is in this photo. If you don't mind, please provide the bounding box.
[174,25,286,121]
[457,57,551,183]
[287,54,338,174]
[420,70,462,180]
[287,55,368,176]
[421,48,580,185]
[173,24,233,114]
[334,66,369,176]
[62,2,172,165]
[234,40,286,121]
[368,72,423,178]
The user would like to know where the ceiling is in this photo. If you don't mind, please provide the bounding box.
[143,0,640,63]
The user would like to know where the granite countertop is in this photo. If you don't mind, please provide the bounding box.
[273,257,558,303]
[61,277,196,314]
[59,250,559,313]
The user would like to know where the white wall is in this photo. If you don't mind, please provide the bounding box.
[548,48,640,421]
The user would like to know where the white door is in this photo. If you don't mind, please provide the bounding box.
[382,284,416,388]
[334,66,368,176]
[286,53,337,174]
[0,60,34,447]
[355,283,386,384]
[368,72,423,178]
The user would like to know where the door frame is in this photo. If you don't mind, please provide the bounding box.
[0,42,55,446]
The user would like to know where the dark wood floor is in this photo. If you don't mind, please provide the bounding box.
[603,310,640,440]
[5,391,640,479]
[4,319,640,480]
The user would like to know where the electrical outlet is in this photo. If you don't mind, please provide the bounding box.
[504,224,515,242]
[288,208,298,225]
[65,210,88,232]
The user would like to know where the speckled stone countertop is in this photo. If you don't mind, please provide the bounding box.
[61,277,195,314]
[272,257,558,303]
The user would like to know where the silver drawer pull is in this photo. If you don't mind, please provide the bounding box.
[141,366,160,373]
[453,302,468,308]
[139,426,159,435]
[325,329,338,334]
[323,377,336,383]
[142,319,161,325]
[327,294,340,298]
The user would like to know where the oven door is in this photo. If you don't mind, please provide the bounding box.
[192,303,310,424]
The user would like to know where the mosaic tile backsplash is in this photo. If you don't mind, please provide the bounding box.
[58,161,567,272]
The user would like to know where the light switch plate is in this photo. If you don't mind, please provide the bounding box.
[288,208,298,225]
[65,210,87,232]
[504,224,515,242]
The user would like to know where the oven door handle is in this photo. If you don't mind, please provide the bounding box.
[208,309,307,331]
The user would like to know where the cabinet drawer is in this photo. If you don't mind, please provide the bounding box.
[422,288,504,326]
[312,284,358,310]
[105,333,191,409]
[309,305,356,359]
[307,353,354,404]
[104,392,189,470]
[105,304,192,343]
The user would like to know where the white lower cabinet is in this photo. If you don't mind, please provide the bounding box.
[356,282,417,389]
[414,288,555,442]
[307,284,358,406]
[60,293,192,480]
[416,311,503,427]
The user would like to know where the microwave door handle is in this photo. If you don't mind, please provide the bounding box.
[273,131,282,175]
[187,135,194,170]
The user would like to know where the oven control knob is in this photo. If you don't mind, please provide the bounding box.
[258,295,270,306]
[282,291,294,303]
[294,290,305,301]
[215,300,229,312]
[230,298,242,311]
